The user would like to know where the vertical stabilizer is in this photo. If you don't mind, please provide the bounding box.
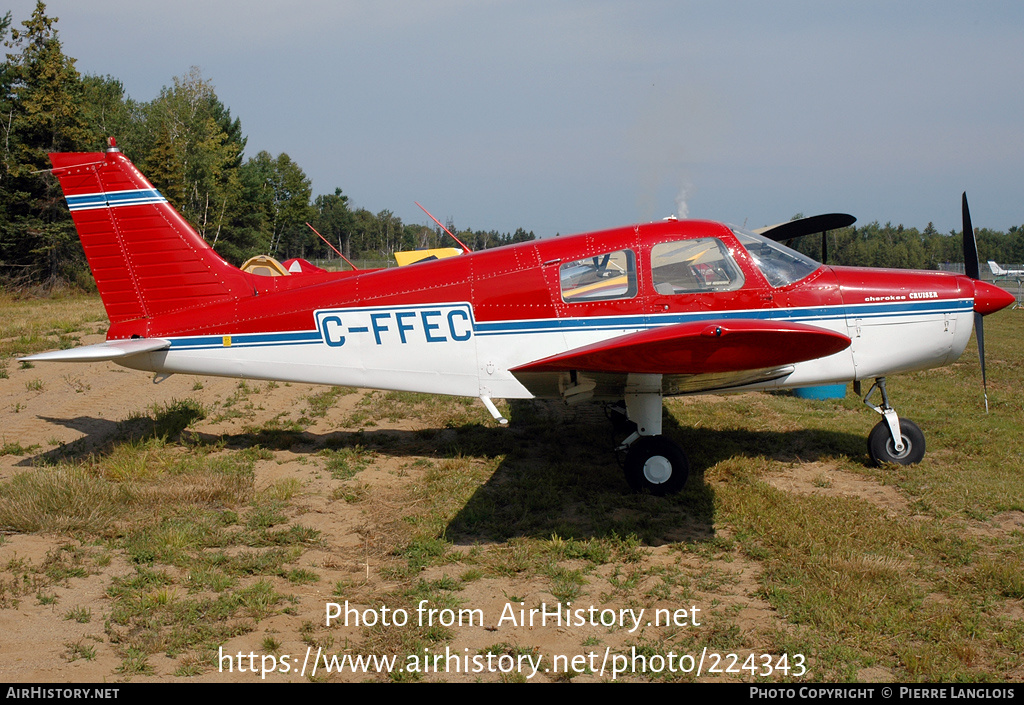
[49,145,249,325]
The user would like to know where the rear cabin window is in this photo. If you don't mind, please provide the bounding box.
[560,249,637,302]
[650,238,744,294]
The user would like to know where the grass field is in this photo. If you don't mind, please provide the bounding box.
[0,292,1022,682]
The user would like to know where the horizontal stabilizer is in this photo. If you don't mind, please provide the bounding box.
[20,338,171,363]
[510,320,850,375]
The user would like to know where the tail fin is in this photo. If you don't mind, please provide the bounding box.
[49,143,250,326]
[988,261,1005,276]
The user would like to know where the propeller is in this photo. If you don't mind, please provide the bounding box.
[962,192,989,413]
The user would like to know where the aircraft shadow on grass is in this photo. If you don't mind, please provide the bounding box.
[32,398,866,545]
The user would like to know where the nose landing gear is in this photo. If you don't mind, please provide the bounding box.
[861,377,926,466]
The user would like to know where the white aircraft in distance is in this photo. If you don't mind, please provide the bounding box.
[988,261,1024,279]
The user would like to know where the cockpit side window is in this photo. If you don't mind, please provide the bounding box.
[560,249,637,302]
[650,238,744,295]
[731,227,820,288]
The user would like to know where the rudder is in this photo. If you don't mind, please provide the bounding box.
[49,142,250,326]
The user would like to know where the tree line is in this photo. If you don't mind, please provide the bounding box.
[2,3,1021,290]
[0,3,536,287]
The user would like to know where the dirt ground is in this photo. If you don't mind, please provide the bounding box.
[0,330,916,683]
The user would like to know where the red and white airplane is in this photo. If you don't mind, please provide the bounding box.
[25,140,1015,495]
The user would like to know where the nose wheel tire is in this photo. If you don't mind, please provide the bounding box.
[867,418,925,466]
[624,437,689,495]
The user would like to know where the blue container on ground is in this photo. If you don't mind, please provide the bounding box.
[792,384,846,400]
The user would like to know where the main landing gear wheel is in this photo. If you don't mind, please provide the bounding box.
[867,418,925,466]
[624,437,689,496]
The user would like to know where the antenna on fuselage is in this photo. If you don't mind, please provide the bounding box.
[415,202,472,254]
[306,223,358,270]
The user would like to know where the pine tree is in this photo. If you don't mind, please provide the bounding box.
[136,68,244,243]
[312,188,354,261]
[1,1,90,284]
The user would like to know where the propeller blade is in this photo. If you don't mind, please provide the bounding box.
[963,192,980,280]
[963,192,990,412]
[976,312,989,414]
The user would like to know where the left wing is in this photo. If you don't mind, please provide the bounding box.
[511,319,851,376]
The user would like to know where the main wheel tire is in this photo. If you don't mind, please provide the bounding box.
[624,437,689,495]
[867,418,925,466]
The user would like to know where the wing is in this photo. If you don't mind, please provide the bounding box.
[510,319,850,399]
[754,213,856,241]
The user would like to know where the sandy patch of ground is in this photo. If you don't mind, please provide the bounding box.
[0,351,908,683]
[764,461,912,517]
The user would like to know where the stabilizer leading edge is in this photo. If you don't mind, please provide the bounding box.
[20,338,171,363]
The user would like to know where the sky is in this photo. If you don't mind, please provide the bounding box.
[6,0,1024,237]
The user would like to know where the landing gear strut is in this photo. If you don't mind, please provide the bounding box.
[612,374,689,495]
[861,377,926,466]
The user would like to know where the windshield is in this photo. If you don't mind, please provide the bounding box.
[730,226,820,288]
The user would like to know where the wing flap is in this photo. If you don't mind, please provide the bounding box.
[510,320,850,375]
[20,338,171,363]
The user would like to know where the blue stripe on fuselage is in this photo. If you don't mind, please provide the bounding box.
[159,298,973,349]
[167,331,321,351]
[472,299,973,336]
